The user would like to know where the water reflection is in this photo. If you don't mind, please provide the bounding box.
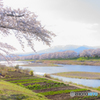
[20,64,100,87]
[1,61,100,87]
[51,75,100,88]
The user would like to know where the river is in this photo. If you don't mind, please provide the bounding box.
[0,61,100,87]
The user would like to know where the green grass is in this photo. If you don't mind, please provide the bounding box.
[16,80,47,84]
[94,86,100,91]
[39,88,88,95]
[7,77,68,90]
[19,82,67,90]
[0,80,48,100]
[3,76,36,81]
[16,80,59,85]
[8,78,46,83]
[69,95,100,100]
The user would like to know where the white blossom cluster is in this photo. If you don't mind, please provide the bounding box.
[0,0,55,61]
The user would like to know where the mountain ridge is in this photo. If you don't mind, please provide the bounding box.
[17,45,99,56]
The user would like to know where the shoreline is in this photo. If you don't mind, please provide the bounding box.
[39,75,100,94]
[21,63,60,67]
[52,71,100,80]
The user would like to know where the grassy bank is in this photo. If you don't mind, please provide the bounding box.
[53,71,100,79]
[0,65,48,100]
[1,65,100,100]
[0,80,48,100]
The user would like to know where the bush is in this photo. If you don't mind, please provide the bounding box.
[77,57,85,62]
[44,74,51,78]
[29,70,34,76]
[1,70,8,76]
[15,65,19,69]
[4,75,10,78]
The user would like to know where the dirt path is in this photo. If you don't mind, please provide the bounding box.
[37,75,100,94]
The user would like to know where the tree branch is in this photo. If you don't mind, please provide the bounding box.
[6,14,24,17]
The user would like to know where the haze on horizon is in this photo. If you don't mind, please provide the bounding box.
[1,0,100,54]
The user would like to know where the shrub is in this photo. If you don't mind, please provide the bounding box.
[4,75,10,78]
[77,57,85,62]
[15,65,19,69]
[44,74,51,78]
[29,70,34,76]
[26,84,41,89]
[1,70,8,76]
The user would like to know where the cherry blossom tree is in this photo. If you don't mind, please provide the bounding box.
[26,50,78,60]
[0,0,55,61]
[92,49,100,57]
[79,49,94,58]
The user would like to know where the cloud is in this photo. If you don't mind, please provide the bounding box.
[2,0,100,53]
[4,0,100,24]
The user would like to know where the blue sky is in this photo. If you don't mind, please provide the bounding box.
[2,0,100,54]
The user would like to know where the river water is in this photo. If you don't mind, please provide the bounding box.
[0,61,100,87]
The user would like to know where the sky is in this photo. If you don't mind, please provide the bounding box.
[1,0,100,54]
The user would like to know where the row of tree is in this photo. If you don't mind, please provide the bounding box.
[17,48,100,60]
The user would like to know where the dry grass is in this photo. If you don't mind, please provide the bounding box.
[21,63,59,67]
[40,60,100,66]
[53,71,100,79]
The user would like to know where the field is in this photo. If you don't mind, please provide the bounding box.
[0,72,100,100]
[0,80,48,100]
[0,65,100,100]
[53,71,100,79]
[2,75,90,100]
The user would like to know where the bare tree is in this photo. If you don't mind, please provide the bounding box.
[0,0,55,61]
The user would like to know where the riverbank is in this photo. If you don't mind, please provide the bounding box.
[41,75,100,93]
[0,65,48,100]
[0,80,48,100]
[1,65,100,100]
[39,59,100,66]
[21,62,59,67]
[52,72,100,80]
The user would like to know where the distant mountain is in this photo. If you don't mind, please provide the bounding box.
[17,45,99,56]
[37,45,80,54]
[74,46,94,53]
